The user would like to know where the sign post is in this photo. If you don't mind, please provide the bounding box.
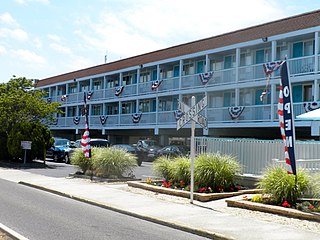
[177,96,208,204]
[21,141,32,164]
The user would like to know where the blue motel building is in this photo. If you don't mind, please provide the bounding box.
[36,10,320,145]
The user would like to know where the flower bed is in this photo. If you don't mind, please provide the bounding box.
[127,180,261,202]
[226,196,320,222]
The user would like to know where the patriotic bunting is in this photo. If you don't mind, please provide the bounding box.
[87,91,94,100]
[199,71,214,85]
[115,86,124,96]
[174,110,184,121]
[132,113,142,123]
[100,115,108,125]
[73,116,80,125]
[260,61,283,101]
[278,61,296,175]
[61,94,68,101]
[151,80,163,90]
[303,102,320,112]
[228,106,245,120]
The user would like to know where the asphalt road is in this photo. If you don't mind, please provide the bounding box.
[0,178,208,240]
[22,160,156,180]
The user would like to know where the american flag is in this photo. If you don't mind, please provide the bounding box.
[278,61,296,175]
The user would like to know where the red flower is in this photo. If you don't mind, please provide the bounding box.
[199,187,207,193]
[282,200,291,208]
[162,180,171,188]
[309,205,315,210]
[243,195,248,199]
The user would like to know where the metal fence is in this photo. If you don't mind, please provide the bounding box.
[195,137,320,175]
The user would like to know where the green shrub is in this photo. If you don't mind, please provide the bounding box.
[310,173,320,199]
[194,153,241,191]
[171,157,190,185]
[92,147,137,178]
[153,157,175,180]
[258,166,311,205]
[70,148,93,174]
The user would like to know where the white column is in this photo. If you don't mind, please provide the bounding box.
[314,79,319,101]
[136,68,140,94]
[205,54,209,72]
[270,84,276,121]
[235,48,240,83]
[315,31,319,73]
[179,59,183,89]
[271,40,277,61]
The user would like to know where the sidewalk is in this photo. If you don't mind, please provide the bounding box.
[0,168,319,240]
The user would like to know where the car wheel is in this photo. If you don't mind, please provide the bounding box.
[53,154,59,162]
[64,154,70,164]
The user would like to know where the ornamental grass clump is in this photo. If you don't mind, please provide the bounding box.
[171,157,190,185]
[258,165,311,205]
[153,156,175,181]
[195,153,241,192]
[70,148,93,174]
[93,147,137,178]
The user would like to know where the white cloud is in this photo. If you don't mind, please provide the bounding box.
[0,45,7,55]
[14,0,50,5]
[49,42,72,54]
[74,0,285,63]
[0,28,29,41]
[47,34,61,42]
[11,49,46,64]
[0,13,17,25]
[33,37,42,49]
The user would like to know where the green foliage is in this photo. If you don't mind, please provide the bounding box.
[0,77,61,135]
[0,133,10,160]
[70,148,93,174]
[195,153,241,191]
[258,166,311,205]
[7,122,53,161]
[171,157,190,185]
[153,157,175,180]
[310,173,320,199]
[71,147,137,178]
[92,147,137,178]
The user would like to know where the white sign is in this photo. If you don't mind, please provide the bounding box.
[21,141,32,150]
[177,96,208,130]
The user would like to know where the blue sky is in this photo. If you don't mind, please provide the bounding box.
[0,0,319,83]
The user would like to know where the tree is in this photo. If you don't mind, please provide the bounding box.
[0,76,61,135]
[0,76,61,160]
[7,122,54,161]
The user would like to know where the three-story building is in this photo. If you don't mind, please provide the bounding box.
[36,10,320,145]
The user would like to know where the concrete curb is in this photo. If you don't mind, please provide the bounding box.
[0,223,29,240]
[18,181,234,240]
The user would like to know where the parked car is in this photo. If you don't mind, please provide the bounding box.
[72,138,111,148]
[157,145,190,159]
[46,137,73,163]
[112,144,143,166]
[136,139,162,161]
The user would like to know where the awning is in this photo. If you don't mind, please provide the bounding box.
[296,108,320,120]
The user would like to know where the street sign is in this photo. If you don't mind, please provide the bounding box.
[177,96,207,130]
[21,141,32,150]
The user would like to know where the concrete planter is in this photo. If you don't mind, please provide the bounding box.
[226,199,320,222]
[127,181,262,202]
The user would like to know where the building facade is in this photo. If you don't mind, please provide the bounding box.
[36,10,320,145]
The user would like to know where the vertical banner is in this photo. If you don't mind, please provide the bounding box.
[278,61,296,175]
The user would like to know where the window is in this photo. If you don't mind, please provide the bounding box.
[121,101,135,114]
[140,71,150,83]
[80,82,89,92]
[69,84,77,93]
[173,65,180,77]
[255,49,271,64]
[292,40,314,58]
[303,85,313,102]
[224,55,236,69]
[57,85,66,95]
[183,63,194,75]
[93,80,103,90]
[106,104,118,115]
[123,75,132,86]
[139,100,150,112]
[67,106,77,117]
[106,79,119,88]
[92,104,102,115]
[223,91,235,107]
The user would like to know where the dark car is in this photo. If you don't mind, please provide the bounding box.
[136,139,162,161]
[157,145,190,159]
[112,144,143,166]
[46,137,73,163]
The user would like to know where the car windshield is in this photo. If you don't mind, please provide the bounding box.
[143,140,158,147]
[54,139,70,147]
